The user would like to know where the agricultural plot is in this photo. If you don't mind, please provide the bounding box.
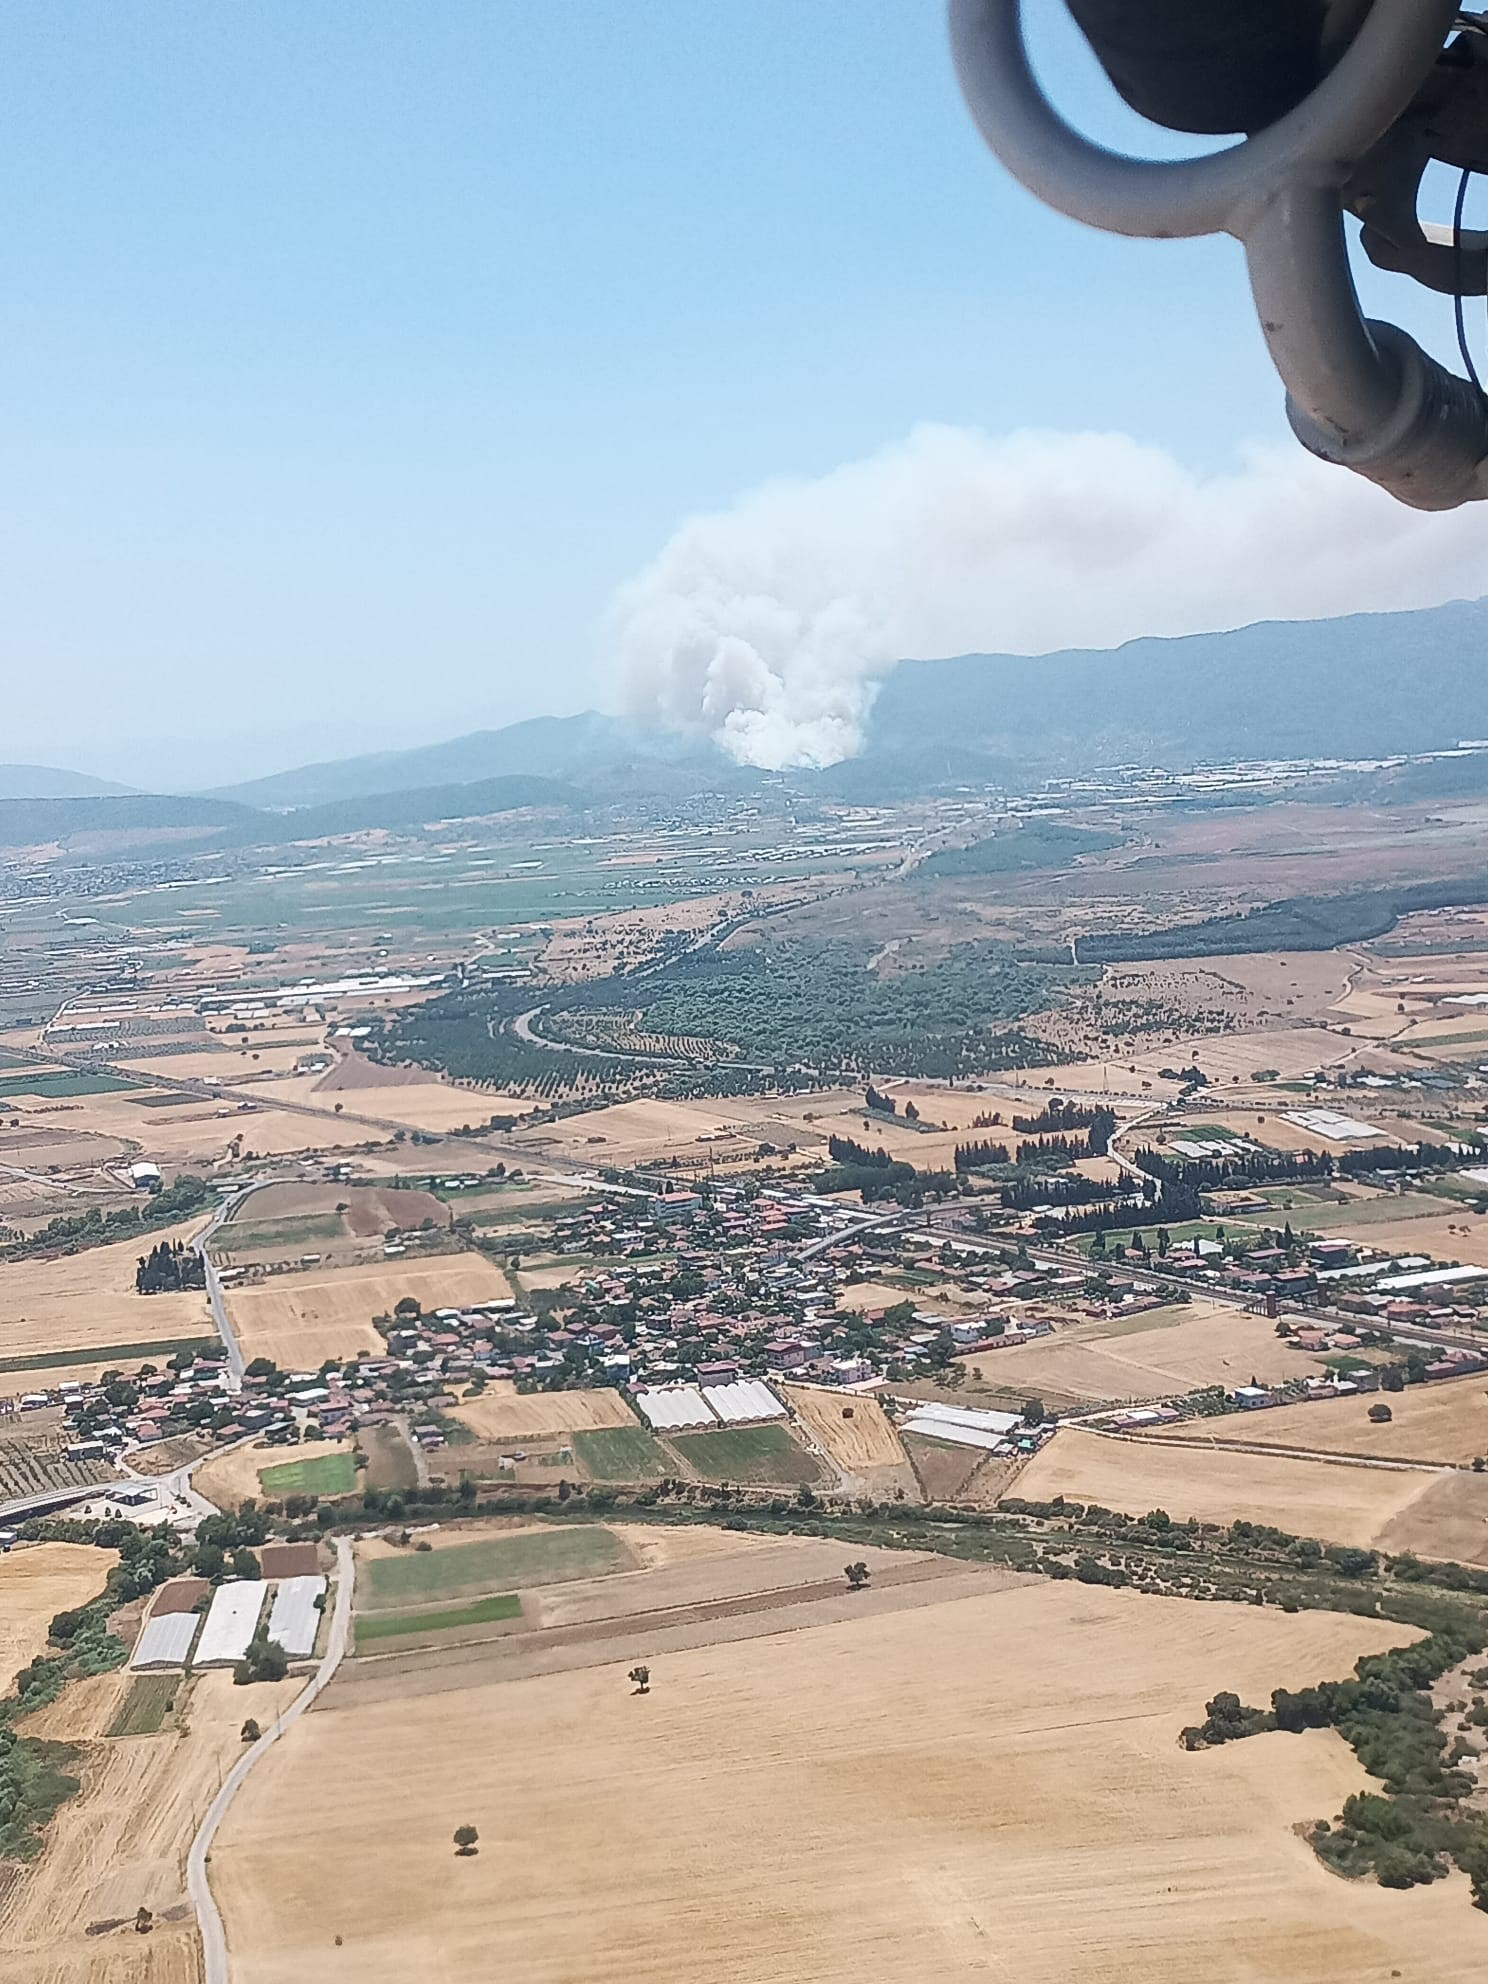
[358,1524,633,1613]
[1192,1381,1488,1466]
[947,1300,1330,1411]
[571,1425,674,1481]
[356,1594,523,1646]
[193,1438,353,1511]
[667,1422,823,1485]
[0,1541,107,1692]
[0,1432,116,1505]
[4,1665,305,1984]
[1013,1428,1442,1551]
[221,1252,509,1366]
[107,1673,185,1736]
[259,1451,357,1497]
[449,1384,636,1443]
[783,1383,917,1497]
[0,1216,214,1367]
[208,1577,1488,1984]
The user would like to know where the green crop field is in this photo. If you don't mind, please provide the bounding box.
[668,1422,822,1486]
[217,1213,347,1252]
[0,1335,217,1377]
[106,1674,182,1737]
[0,1070,137,1097]
[572,1425,673,1481]
[354,1594,522,1645]
[258,1451,357,1496]
[360,1524,627,1610]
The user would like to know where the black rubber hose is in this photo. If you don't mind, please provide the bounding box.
[1063,0,1331,135]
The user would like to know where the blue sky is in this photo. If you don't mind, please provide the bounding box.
[0,4,1476,784]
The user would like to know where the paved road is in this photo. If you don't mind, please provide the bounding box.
[187,1535,355,1984]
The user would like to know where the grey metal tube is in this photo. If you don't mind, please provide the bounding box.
[1244,184,1398,442]
[947,0,1457,239]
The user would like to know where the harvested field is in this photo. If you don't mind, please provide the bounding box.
[1013,1427,1442,1549]
[449,1385,636,1443]
[0,1667,302,1984]
[223,1252,508,1366]
[1375,1470,1488,1566]
[0,1542,108,1692]
[902,1430,983,1502]
[950,1299,1330,1410]
[1202,1381,1488,1466]
[208,1577,1488,1984]
[193,1438,353,1512]
[258,1069,502,1133]
[0,1218,213,1366]
[783,1383,917,1496]
[667,1422,823,1486]
[358,1524,633,1613]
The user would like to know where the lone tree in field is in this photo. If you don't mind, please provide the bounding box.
[135,1908,154,1935]
[453,1825,479,1856]
[844,1561,871,1591]
[1368,1401,1394,1424]
[628,1664,651,1695]
[240,1718,261,1743]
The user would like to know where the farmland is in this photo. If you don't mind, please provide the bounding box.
[357,1524,633,1611]
[355,1593,523,1645]
[0,1542,108,1693]
[448,1385,636,1443]
[571,1425,674,1480]
[1179,1381,1488,1467]
[1012,1427,1476,1555]
[667,1421,823,1485]
[2,1666,305,1984]
[221,1253,510,1367]
[209,1566,1488,1984]
[192,1437,354,1511]
[0,1430,116,1507]
[258,1450,357,1496]
[0,1218,213,1368]
[939,1301,1333,1412]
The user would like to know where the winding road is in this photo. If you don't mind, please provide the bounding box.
[186,1535,355,1984]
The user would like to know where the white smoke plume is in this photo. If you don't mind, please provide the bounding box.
[610,423,1488,769]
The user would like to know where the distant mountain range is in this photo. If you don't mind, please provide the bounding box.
[7,596,1488,846]
[0,763,134,801]
[868,596,1488,770]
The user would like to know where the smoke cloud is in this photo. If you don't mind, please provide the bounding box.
[610,423,1487,769]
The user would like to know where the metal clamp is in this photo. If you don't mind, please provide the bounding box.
[948,0,1488,509]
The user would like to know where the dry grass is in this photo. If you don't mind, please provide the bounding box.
[0,1218,212,1364]
[951,1300,1328,1408]
[0,1542,108,1692]
[1201,1382,1488,1467]
[0,1669,302,1984]
[449,1387,636,1442]
[782,1384,912,1484]
[207,1576,1488,1984]
[1013,1427,1440,1549]
[224,1253,509,1367]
